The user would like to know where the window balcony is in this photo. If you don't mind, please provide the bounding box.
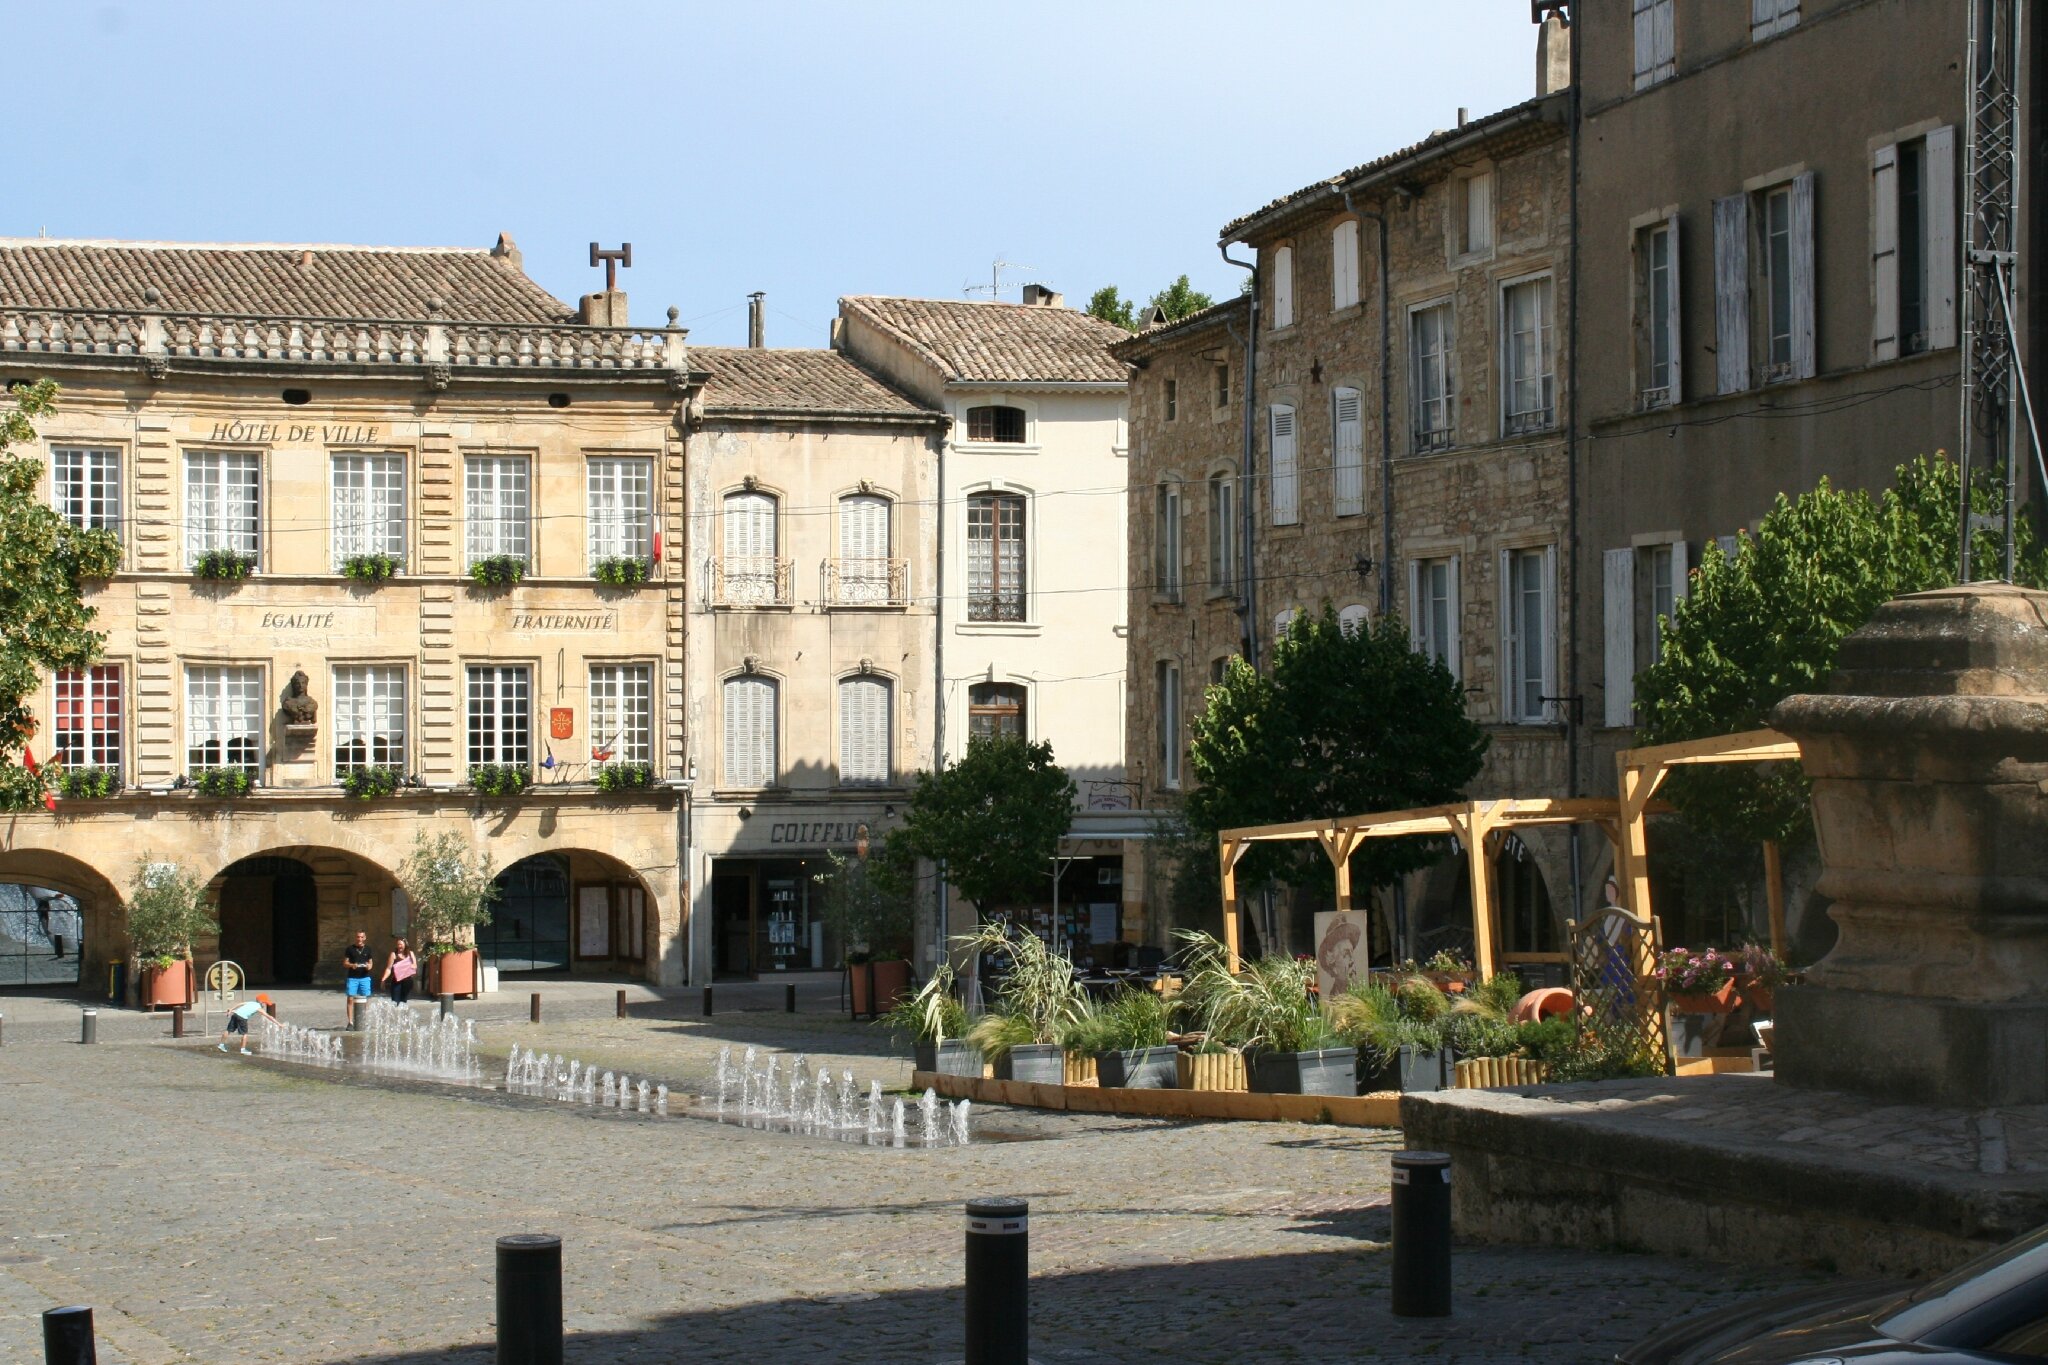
[707,556,793,608]
[967,591,1026,623]
[824,557,911,608]
[1503,407,1556,437]
[1413,426,1454,454]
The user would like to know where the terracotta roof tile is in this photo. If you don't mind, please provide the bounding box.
[692,346,935,419]
[1109,295,1249,358]
[840,296,1129,384]
[0,237,573,322]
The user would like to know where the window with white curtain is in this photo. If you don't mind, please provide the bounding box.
[967,492,1026,620]
[836,493,893,604]
[586,457,653,567]
[1154,480,1183,601]
[1459,173,1494,256]
[1502,547,1556,724]
[838,675,891,786]
[184,450,260,568]
[186,665,263,775]
[721,488,780,604]
[588,663,654,768]
[1156,660,1182,789]
[332,453,406,570]
[1501,277,1556,434]
[1639,220,1681,408]
[1269,405,1298,525]
[1331,219,1360,309]
[1409,557,1460,680]
[52,447,121,532]
[1332,387,1364,516]
[53,665,122,771]
[333,665,406,772]
[1411,303,1456,450]
[1208,474,1237,595]
[466,665,530,769]
[723,674,777,788]
[464,456,530,565]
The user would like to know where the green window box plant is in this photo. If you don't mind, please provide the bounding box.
[593,557,652,586]
[467,764,530,796]
[593,763,655,792]
[56,765,120,799]
[340,765,404,800]
[192,549,257,581]
[188,766,253,798]
[468,555,526,587]
[342,553,401,583]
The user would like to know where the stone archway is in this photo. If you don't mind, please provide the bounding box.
[478,848,661,980]
[200,844,400,987]
[0,850,126,994]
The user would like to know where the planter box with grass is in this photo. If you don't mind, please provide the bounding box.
[1396,1045,1447,1093]
[1096,1045,1179,1089]
[994,1043,1063,1085]
[468,764,529,797]
[340,765,404,801]
[342,553,401,584]
[57,766,121,800]
[192,549,257,581]
[188,767,253,798]
[468,555,526,587]
[913,1039,983,1078]
[594,557,652,587]
[1248,1046,1357,1096]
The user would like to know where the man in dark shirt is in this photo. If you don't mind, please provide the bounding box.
[343,930,374,1028]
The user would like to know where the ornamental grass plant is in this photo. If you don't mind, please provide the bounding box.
[880,962,970,1046]
[959,921,1085,1061]
[1173,929,1336,1055]
[1059,986,1171,1056]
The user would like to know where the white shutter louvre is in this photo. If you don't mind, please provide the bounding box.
[1542,545,1560,723]
[1872,143,1901,362]
[1665,213,1684,402]
[1714,194,1752,393]
[1272,247,1294,329]
[1269,406,1299,525]
[1603,548,1637,727]
[1407,559,1424,650]
[1925,125,1959,350]
[1790,171,1818,379]
[1671,539,1690,600]
[1632,0,1656,87]
[1447,555,1462,683]
[1332,388,1364,516]
[1498,548,1514,723]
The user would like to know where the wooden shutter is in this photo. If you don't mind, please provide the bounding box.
[1407,559,1425,650]
[1664,214,1684,402]
[839,676,888,785]
[1332,221,1359,308]
[1332,388,1364,516]
[1925,125,1959,350]
[1714,194,1752,393]
[1497,548,1515,722]
[1789,171,1817,379]
[724,676,774,787]
[1541,545,1559,722]
[1603,548,1636,727]
[1716,533,1740,560]
[1671,539,1690,599]
[1273,246,1294,328]
[1269,406,1299,525]
[1445,555,1462,683]
[1632,0,1657,87]
[839,494,887,560]
[1871,143,1901,361]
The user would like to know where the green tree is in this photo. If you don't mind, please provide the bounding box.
[1145,275,1214,324]
[889,736,1078,915]
[1086,285,1137,332]
[1635,453,2048,845]
[1183,607,1488,901]
[1085,276,1216,332]
[396,831,499,953]
[0,381,121,811]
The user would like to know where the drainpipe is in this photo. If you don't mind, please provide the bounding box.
[1564,11,1586,918]
[1220,244,1260,667]
[932,420,949,974]
[1342,188,1395,615]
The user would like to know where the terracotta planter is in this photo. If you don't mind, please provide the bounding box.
[1175,1050,1247,1092]
[142,959,194,1010]
[871,959,912,1014]
[1741,981,1776,1013]
[427,949,479,999]
[1668,980,1738,1014]
[847,962,874,1018]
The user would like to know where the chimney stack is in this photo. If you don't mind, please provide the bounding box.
[1536,15,1572,96]
[748,292,766,348]
[1020,283,1063,308]
[579,241,632,327]
[1457,107,1469,127]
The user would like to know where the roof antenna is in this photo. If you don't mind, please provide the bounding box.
[963,257,1034,301]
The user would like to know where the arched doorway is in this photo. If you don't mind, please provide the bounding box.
[217,856,320,985]
[0,883,84,987]
[1497,834,1558,955]
[478,854,572,975]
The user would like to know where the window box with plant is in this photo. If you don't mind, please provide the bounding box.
[340,765,404,801]
[342,552,401,584]
[1060,986,1177,1089]
[593,557,652,587]
[468,555,526,588]
[467,764,529,797]
[1735,942,1791,1012]
[593,763,655,793]
[1657,947,1737,1014]
[398,831,497,999]
[187,766,253,798]
[1177,931,1355,1095]
[56,766,120,800]
[962,922,1085,1085]
[192,549,257,581]
[126,861,216,1010]
[882,963,979,1076]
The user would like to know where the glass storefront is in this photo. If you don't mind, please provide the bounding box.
[478,853,572,974]
[712,857,847,978]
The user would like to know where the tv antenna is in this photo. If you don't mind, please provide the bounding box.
[963,257,1034,301]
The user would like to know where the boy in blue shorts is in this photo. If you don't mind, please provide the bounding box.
[343,930,374,1027]
[218,994,274,1053]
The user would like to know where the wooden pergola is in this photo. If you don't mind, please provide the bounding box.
[1216,798,1638,978]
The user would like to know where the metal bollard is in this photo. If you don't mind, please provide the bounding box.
[702,986,713,1017]
[172,1007,185,1039]
[964,1197,1029,1365]
[1390,1150,1453,1317]
[80,1010,97,1045]
[42,1305,96,1364]
[2,1010,8,1047]
[439,993,453,1019]
[785,983,796,1013]
[495,1233,563,1365]
[529,992,541,1025]
[616,988,627,1020]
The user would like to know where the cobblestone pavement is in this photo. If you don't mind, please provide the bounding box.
[0,1022,1827,1364]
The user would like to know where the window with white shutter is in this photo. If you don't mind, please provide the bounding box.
[1875,129,1957,360]
[1154,481,1183,601]
[1411,302,1456,450]
[835,493,893,605]
[1331,220,1360,309]
[1647,539,1687,665]
[838,675,891,786]
[185,450,260,568]
[333,453,406,570]
[466,665,530,769]
[587,457,653,568]
[722,489,780,605]
[186,664,263,776]
[1633,0,1675,89]
[51,447,121,533]
[1271,245,1294,329]
[588,663,653,768]
[1155,660,1182,789]
[1638,218,1681,408]
[464,456,529,565]
[1208,475,1237,594]
[1409,557,1460,681]
[1752,0,1800,41]
[1338,604,1369,637]
[1501,278,1556,434]
[1269,405,1298,526]
[1756,176,1817,383]
[1332,388,1364,517]
[722,674,777,788]
[1714,194,1753,393]
[1274,607,1298,639]
[1603,548,1636,727]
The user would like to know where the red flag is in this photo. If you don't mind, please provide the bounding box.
[22,747,54,812]
[652,530,663,564]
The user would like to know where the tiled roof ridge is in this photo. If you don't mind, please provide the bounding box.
[1108,294,1249,355]
[0,236,503,255]
[838,294,1129,384]
[690,343,938,419]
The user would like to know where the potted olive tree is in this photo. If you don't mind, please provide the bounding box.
[398,831,496,999]
[126,861,215,1010]
[1061,986,1177,1088]
[882,962,978,1077]
[814,851,914,1018]
[1177,931,1355,1095]
[963,922,1084,1085]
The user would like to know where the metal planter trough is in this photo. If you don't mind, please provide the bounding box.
[913,1039,984,1078]
[994,1043,1063,1085]
[1248,1046,1357,1096]
[1095,1045,1179,1089]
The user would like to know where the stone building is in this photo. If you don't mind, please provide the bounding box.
[1120,79,1578,961]
[0,235,693,989]
[835,293,1138,964]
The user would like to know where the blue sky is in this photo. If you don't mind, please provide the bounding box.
[12,2,1545,347]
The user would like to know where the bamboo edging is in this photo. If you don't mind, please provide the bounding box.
[912,1070,1403,1128]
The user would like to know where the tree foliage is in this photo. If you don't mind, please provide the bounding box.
[0,381,120,811]
[811,849,913,962]
[397,831,498,951]
[889,736,1077,914]
[124,861,218,966]
[1635,453,2048,845]
[1086,276,1217,333]
[1086,286,1137,331]
[1184,607,1488,896]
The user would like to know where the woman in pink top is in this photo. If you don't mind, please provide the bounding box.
[382,936,419,1005]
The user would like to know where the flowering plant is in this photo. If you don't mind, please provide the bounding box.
[1736,943,1790,988]
[1655,947,1733,995]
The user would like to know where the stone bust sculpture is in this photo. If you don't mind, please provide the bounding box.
[282,670,318,726]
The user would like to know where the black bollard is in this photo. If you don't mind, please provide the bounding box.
[529,992,541,1025]
[495,1233,563,1365]
[80,1010,97,1045]
[440,993,453,1019]
[964,1197,1029,1365]
[785,983,796,1013]
[42,1304,96,1364]
[616,988,627,1020]
[171,1007,185,1039]
[702,986,713,1017]
[1390,1150,1453,1317]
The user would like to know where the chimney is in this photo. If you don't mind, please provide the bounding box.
[1457,107,1469,127]
[1536,15,1572,95]
[579,241,632,327]
[491,232,523,272]
[1020,283,1063,308]
[748,291,766,348]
